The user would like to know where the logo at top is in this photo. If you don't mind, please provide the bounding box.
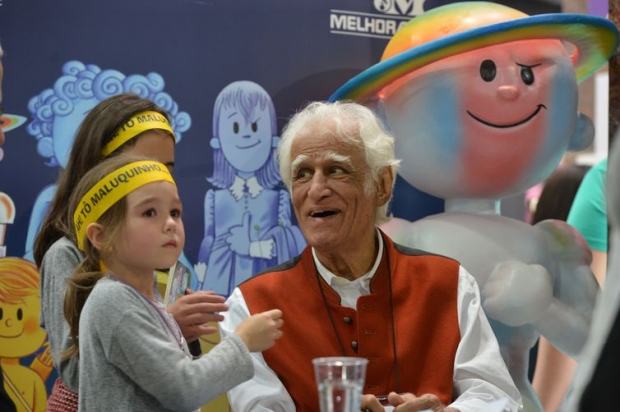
[374,0,425,16]
[330,0,426,39]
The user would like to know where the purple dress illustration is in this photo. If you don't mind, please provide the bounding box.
[196,81,305,296]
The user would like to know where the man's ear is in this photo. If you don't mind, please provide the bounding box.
[377,166,394,207]
[86,223,106,251]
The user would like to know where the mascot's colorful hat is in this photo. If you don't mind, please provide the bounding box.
[329,1,619,102]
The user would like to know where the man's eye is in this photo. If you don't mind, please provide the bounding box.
[295,169,311,180]
[329,166,344,175]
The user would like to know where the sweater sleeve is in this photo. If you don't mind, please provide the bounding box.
[39,237,82,392]
[88,282,254,411]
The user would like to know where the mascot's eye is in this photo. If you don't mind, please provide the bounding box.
[0,308,2,320]
[251,122,258,132]
[233,122,239,134]
[480,60,496,82]
[17,308,23,321]
[521,66,534,85]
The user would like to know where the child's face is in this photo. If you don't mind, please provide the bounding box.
[111,181,184,277]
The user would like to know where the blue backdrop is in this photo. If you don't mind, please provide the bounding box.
[0,0,560,405]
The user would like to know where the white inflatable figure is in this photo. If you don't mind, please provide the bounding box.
[330,2,619,410]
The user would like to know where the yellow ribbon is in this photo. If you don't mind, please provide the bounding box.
[101,111,174,157]
[73,160,175,250]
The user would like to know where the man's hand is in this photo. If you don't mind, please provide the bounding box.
[168,289,228,342]
[361,394,385,411]
[361,392,459,412]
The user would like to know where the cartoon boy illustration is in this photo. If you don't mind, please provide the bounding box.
[330,2,618,410]
[0,257,53,411]
[24,60,191,262]
[196,81,305,296]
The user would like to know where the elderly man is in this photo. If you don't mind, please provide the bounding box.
[220,101,522,412]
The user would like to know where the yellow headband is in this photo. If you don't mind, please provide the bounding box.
[101,111,174,157]
[73,160,175,250]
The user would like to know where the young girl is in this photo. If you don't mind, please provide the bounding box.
[35,93,225,410]
[64,155,283,411]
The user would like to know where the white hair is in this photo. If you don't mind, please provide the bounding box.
[278,100,401,225]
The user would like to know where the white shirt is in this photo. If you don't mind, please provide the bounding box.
[220,235,523,412]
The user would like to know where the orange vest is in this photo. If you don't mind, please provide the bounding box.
[239,232,461,411]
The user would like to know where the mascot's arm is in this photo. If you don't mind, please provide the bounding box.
[483,260,553,328]
[532,219,599,357]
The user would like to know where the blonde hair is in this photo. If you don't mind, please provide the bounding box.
[0,257,39,304]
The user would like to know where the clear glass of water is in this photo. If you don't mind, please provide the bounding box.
[312,357,369,412]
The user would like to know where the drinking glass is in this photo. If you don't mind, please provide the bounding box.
[312,357,368,412]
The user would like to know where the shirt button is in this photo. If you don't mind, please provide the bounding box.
[343,317,352,324]
[351,341,358,350]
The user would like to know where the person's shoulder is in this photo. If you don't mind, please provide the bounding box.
[391,241,460,264]
[82,279,140,330]
[585,158,608,181]
[237,254,304,290]
[41,237,81,266]
[256,254,304,277]
[87,278,137,310]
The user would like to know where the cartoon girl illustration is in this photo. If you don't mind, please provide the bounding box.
[24,60,191,262]
[0,257,53,411]
[196,81,305,296]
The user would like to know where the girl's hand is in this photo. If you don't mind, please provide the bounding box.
[235,309,284,352]
[168,290,228,342]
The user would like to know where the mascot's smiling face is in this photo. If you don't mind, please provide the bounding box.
[382,38,578,200]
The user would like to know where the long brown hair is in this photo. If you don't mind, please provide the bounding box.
[63,155,147,359]
[34,93,173,266]
[532,164,590,225]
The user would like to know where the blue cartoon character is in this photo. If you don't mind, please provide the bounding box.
[196,81,306,296]
[330,2,618,410]
[24,61,190,262]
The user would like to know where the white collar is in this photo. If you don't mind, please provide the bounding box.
[312,229,383,293]
[229,175,264,200]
